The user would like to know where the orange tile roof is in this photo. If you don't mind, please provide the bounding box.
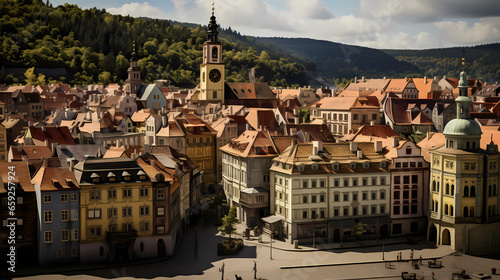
[31,165,79,191]
[220,130,277,158]
[28,126,75,145]
[0,161,35,192]
[385,78,410,93]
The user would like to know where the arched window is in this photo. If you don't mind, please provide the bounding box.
[431,200,435,211]
[435,201,438,212]
[444,204,449,215]
[450,205,454,216]
[212,46,218,59]
[489,185,492,196]
[470,207,474,217]
[463,206,469,217]
[464,186,469,197]
[446,183,450,195]
[432,181,436,191]
[470,186,476,197]
[494,184,498,196]
[437,182,440,192]
[451,185,455,196]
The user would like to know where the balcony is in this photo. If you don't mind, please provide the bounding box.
[239,187,269,209]
[106,229,138,244]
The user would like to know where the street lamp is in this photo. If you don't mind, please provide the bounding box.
[219,262,225,280]
[270,230,277,260]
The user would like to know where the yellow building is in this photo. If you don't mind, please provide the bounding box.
[74,158,155,263]
[428,70,500,255]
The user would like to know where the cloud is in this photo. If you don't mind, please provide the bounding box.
[107,2,167,19]
[358,0,500,23]
[435,17,500,45]
[284,0,336,20]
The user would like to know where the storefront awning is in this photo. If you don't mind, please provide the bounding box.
[261,215,284,224]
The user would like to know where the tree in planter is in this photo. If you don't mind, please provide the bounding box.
[218,205,239,248]
[353,222,367,240]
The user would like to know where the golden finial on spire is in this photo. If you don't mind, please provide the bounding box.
[212,2,215,15]
[133,40,136,52]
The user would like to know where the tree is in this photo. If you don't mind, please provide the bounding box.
[353,222,367,239]
[297,107,310,123]
[24,67,37,85]
[218,205,239,246]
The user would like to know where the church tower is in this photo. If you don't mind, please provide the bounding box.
[427,55,500,254]
[199,3,225,103]
[125,42,142,95]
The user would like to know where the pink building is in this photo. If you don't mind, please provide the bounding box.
[388,141,430,236]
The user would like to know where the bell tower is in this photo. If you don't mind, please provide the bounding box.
[125,42,142,95]
[199,3,225,103]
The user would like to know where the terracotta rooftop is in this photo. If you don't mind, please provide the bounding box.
[28,126,75,145]
[220,130,277,158]
[31,165,79,191]
[9,145,53,161]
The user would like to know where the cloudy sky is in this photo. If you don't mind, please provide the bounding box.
[57,0,500,49]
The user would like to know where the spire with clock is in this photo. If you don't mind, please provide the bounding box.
[199,2,225,103]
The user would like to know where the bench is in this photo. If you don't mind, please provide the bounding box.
[428,260,443,268]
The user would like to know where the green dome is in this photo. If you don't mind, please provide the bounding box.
[443,119,482,136]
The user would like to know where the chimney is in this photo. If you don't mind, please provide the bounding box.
[375,141,382,153]
[69,158,75,172]
[361,76,365,83]
[424,76,428,84]
[383,76,386,80]
[370,120,375,126]
[44,140,49,147]
[405,77,408,82]
[312,141,323,155]
[42,126,46,131]
[259,125,263,131]
[427,131,430,140]
[245,123,250,131]
[294,117,299,124]
[392,136,399,148]
[263,126,267,131]
[41,157,47,168]
[287,100,290,107]
[162,116,167,127]
[350,142,358,152]
[357,150,363,159]
[293,108,297,115]
[354,77,358,83]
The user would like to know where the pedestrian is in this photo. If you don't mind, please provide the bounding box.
[431,272,435,280]
[419,255,423,265]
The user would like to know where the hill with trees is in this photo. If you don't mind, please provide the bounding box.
[0,0,310,87]
[383,44,500,83]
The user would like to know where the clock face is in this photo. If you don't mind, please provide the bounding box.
[209,69,221,83]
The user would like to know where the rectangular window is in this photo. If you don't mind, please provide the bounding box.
[88,209,101,219]
[352,193,358,201]
[44,195,52,203]
[157,207,165,216]
[311,210,317,219]
[320,194,325,202]
[108,190,117,199]
[71,209,78,220]
[157,226,165,234]
[343,194,349,201]
[394,206,400,215]
[334,194,339,201]
[140,206,150,215]
[380,192,385,199]
[371,206,377,214]
[411,175,418,184]
[44,211,52,223]
[372,114,377,120]
[302,196,308,203]
[140,188,149,197]
[334,179,339,187]
[108,208,117,218]
[71,193,78,201]
[394,176,401,184]
[380,205,385,213]
[362,192,367,200]
[60,194,68,202]
[44,231,52,243]
[362,206,367,215]
[344,179,349,186]
[302,211,307,219]
[61,210,68,221]
[394,191,400,199]
[71,247,78,257]
[404,176,410,184]
[343,208,349,216]
[312,181,317,188]
[302,181,308,188]
[71,229,78,241]
[311,196,317,203]
[334,209,339,216]
[320,181,325,188]
[372,178,377,185]
[123,207,132,217]
[352,179,358,187]
[352,207,358,216]
[90,190,101,200]
[157,189,165,199]
[123,189,132,198]
[17,197,23,204]
[371,192,376,200]
[140,221,150,232]
[380,177,386,185]
[88,227,101,237]
[403,205,409,214]
[61,230,69,242]
[411,205,418,214]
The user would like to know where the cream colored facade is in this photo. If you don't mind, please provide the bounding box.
[270,141,391,243]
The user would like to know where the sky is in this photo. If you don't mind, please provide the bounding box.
[54,0,500,50]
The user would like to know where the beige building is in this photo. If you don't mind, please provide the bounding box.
[269,141,391,243]
[311,96,380,137]
[427,71,500,255]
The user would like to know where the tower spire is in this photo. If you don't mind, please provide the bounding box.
[207,2,219,42]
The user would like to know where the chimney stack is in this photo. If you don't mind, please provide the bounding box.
[354,77,358,83]
[294,117,299,124]
[44,140,49,147]
[424,76,428,84]
[357,150,363,159]
[392,136,399,148]
[361,76,365,83]
[69,158,75,172]
[350,142,358,152]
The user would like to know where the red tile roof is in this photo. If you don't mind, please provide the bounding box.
[28,126,75,145]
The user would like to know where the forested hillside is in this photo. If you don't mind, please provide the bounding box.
[383,44,500,83]
[0,0,310,87]
[255,37,421,82]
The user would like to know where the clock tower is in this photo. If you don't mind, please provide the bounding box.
[199,3,225,103]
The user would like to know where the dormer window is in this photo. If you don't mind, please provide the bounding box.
[107,172,116,182]
[122,171,131,181]
[137,170,147,180]
[90,173,100,183]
